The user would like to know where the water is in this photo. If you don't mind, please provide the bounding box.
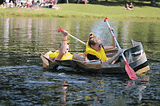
[0,17,160,105]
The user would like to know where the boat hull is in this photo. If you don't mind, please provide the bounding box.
[41,40,150,75]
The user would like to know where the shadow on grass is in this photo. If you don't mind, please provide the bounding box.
[89,0,159,7]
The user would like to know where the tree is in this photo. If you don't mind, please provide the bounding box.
[151,0,156,6]
[0,0,3,4]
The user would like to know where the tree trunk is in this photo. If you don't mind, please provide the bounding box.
[0,0,3,4]
[151,0,156,6]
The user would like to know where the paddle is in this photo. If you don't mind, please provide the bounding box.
[104,17,137,80]
[58,27,86,45]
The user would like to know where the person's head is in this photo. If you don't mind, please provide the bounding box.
[88,33,102,51]
[58,42,70,54]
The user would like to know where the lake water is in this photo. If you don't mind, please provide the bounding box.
[0,17,160,105]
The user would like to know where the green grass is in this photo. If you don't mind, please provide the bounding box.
[0,3,160,22]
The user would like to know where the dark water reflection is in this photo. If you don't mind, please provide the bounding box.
[0,17,160,105]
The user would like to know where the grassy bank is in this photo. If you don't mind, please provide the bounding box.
[0,3,160,22]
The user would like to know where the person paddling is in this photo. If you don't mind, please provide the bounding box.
[86,27,123,64]
[49,29,86,62]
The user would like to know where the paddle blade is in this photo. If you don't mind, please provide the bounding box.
[125,61,138,80]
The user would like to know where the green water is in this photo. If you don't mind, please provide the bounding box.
[0,17,160,66]
[0,17,160,106]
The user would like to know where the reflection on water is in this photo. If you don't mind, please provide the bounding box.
[1,17,160,60]
[1,65,159,105]
[0,17,160,105]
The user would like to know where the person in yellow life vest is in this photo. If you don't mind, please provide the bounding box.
[86,27,123,64]
[49,29,86,62]
[49,43,73,61]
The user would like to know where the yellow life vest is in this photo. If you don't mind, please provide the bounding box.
[49,51,73,60]
[86,41,108,61]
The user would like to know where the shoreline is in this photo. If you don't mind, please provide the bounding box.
[0,4,160,22]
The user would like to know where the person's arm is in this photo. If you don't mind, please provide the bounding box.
[109,27,116,48]
[104,27,116,50]
[103,49,123,64]
[54,30,68,61]
[72,54,86,61]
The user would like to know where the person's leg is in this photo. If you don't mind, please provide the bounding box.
[73,54,87,61]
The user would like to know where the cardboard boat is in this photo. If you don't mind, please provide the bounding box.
[41,40,150,75]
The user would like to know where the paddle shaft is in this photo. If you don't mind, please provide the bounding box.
[58,27,86,45]
[105,21,127,62]
[104,17,137,80]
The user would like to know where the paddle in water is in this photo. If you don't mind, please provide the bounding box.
[104,17,137,80]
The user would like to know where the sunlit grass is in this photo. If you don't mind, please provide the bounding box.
[0,3,160,22]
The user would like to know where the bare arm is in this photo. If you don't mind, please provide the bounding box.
[103,49,123,64]
[109,27,116,48]
[54,30,68,61]
[104,27,116,50]
[72,54,86,61]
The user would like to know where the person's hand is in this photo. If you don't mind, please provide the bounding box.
[109,27,114,33]
[61,30,69,37]
[117,49,123,54]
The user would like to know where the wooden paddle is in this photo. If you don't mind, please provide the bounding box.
[58,27,86,45]
[104,17,137,80]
